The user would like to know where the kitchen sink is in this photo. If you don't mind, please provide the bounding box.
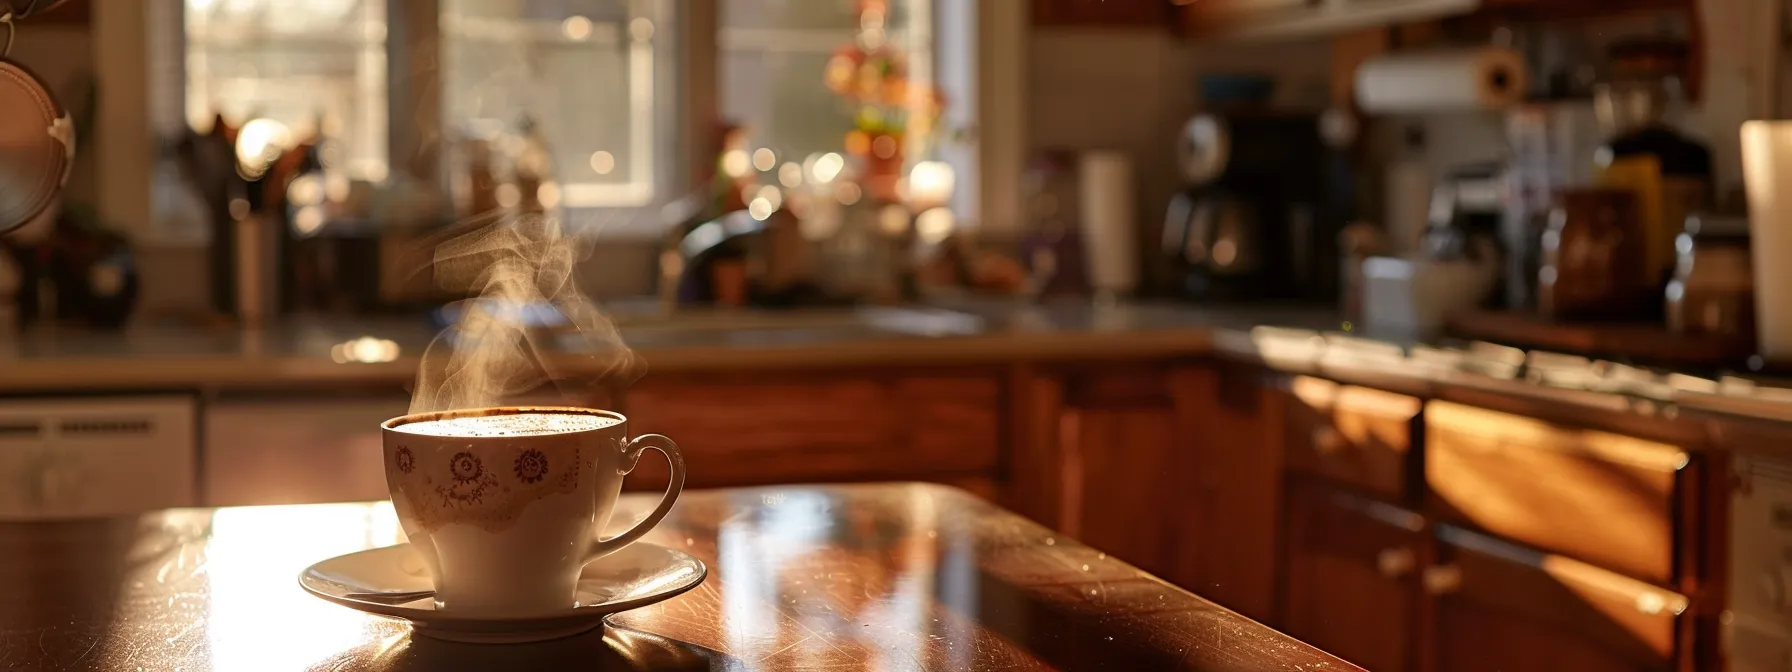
[429,299,987,353]
[605,305,983,336]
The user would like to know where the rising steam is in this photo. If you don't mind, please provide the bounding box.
[409,212,642,414]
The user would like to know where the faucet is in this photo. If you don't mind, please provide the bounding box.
[657,210,767,315]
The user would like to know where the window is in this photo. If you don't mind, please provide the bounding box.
[720,0,935,164]
[440,0,668,207]
[184,0,389,181]
[179,0,951,232]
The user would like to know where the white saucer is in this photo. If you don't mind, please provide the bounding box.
[299,542,706,644]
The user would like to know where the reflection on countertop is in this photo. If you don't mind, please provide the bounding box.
[0,483,1357,671]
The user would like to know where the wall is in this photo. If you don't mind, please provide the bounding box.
[1028,29,1335,221]
[1023,27,1333,290]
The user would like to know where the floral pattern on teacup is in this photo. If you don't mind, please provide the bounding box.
[449,452,484,483]
[514,449,548,484]
[387,443,589,533]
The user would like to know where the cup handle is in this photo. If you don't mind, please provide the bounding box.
[587,434,685,562]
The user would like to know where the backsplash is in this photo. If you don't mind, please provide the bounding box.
[134,241,660,316]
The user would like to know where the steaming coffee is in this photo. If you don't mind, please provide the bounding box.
[394,411,620,438]
[381,406,685,616]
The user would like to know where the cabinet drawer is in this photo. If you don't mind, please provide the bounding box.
[1283,479,1424,672]
[1285,377,1420,501]
[1432,525,1686,671]
[625,373,1001,488]
[1425,401,1689,584]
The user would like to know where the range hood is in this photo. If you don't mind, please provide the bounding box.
[1182,0,1482,42]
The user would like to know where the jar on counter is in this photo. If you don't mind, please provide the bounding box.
[1666,213,1754,338]
[1539,187,1648,319]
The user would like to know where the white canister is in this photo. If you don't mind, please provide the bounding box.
[1741,121,1792,358]
[1078,151,1139,297]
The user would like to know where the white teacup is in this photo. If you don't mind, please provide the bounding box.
[380,406,685,616]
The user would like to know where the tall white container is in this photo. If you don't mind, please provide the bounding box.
[1741,121,1792,359]
[1078,151,1139,298]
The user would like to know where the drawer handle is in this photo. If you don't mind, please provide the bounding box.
[1423,565,1462,595]
[1376,547,1415,578]
[1312,426,1347,455]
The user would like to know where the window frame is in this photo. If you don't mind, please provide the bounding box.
[394,0,695,236]
[125,0,1018,244]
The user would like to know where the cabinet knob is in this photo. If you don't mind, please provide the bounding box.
[1423,565,1463,595]
[1312,426,1347,455]
[1377,547,1415,578]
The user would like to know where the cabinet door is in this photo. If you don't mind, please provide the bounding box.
[1426,401,1688,585]
[1431,525,1688,672]
[1283,478,1423,672]
[1033,0,1176,26]
[626,371,1001,490]
[1167,362,1284,624]
[1284,376,1420,502]
[1012,363,1281,622]
[205,394,407,506]
[1046,369,1185,579]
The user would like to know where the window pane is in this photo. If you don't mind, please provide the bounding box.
[185,0,388,180]
[721,0,930,163]
[440,0,659,207]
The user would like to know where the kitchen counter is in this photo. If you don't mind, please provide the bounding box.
[0,482,1359,671]
[0,302,1340,391]
[8,300,1792,441]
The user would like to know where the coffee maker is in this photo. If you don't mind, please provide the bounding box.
[1160,103,1349,302]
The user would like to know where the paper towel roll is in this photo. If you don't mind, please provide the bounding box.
[1742,121,1792,359]
[1356,48,1527,114]
[1078,151,1139,296]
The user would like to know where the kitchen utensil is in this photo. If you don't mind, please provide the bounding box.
[1162,107,1340,301]
[1421,163,1504,265]
[1538,187,1649,319]
[1594,44,1713,303]
[299,541,706,644]
[0,3,75,236]
[1667,212,1754,338]
[1504,101,1601,309]
[343,589,437,605]
[1361,254,1498,338]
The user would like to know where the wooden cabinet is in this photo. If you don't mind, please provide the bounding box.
[624,370,1002,491]
[1032,0,1177,27]
[1282,478,1424,672]
[1284,376,1421,502]
[1168,362,1285,623]
[1430,525,1689,672]
[1014,366,1186,579]
[1425,401,1692,585]
[1008,361,1284,624]
[204,393,406,506]
[1476,0,1692,18]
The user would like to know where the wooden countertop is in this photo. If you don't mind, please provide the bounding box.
[12,300,1792,446]
[0,303,1336,392]
[0,483,1357,671]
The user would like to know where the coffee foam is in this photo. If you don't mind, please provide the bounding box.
[395,412,619,438]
